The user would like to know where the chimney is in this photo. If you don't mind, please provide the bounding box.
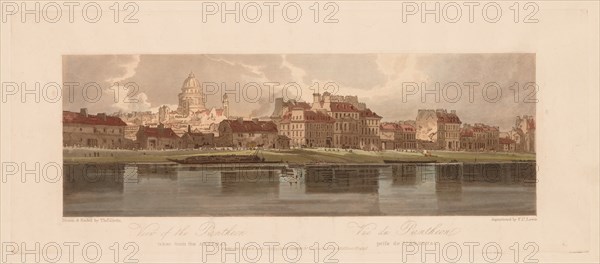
[323,93,331,103]
[312,93,321,104]
[80,108,88,117]
[98,113,107,121]
[237,117,244,123]
[252,118,259,124]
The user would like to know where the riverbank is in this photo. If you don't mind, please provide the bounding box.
[63,147,535,164]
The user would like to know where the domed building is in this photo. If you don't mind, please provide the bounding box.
[146,72,231,136]
[177,72,206,115]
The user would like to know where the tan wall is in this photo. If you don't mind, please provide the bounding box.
[63,124,127,149]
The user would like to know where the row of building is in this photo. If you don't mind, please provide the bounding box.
[62,72,535,153]
[63,105,534,153]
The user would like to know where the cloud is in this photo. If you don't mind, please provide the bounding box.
[286,54,388,91]
[63,54,535,131]
[109,90,152,113]
[105,55,140,84]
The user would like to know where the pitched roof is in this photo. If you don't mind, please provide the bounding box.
[398,124,415,132]
[138,126,180,139]
[499,137,516,144]
[303,111,335,123]
[330,102,360,112]
[436,111,461,124]
[380,123,415,132]
[359,108,382,118]
[280,110,335,123]
[283,101,311,110]
[222,119,278,133]
[380,123,398,131]
[63,111,127,127]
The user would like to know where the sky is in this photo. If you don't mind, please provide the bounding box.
[63,54,535,131]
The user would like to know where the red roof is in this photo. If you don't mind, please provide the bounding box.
[379,122,415,132]
[472,124,499,132]
[138,126,180,139]
[499,137,515,144]
[436,111,461,124]
[303,111,335,123]
[398,124,415,132]
[63,111,127,127]
[472,127,485,133]
[330,102,359,112]
[281,110,335,123]
[380,123,398,131]
[359,108,382,118]
[222,120,278,133]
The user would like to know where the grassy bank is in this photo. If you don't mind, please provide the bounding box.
[63,147,535,164]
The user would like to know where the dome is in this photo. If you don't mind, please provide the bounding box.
[182,72,200,88]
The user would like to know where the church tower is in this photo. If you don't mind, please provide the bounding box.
[222,94,229,118]
[177,72,205,115]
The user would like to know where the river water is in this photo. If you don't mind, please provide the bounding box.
[63,162,536,216]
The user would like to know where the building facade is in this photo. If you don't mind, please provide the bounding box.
[499,137,516,152]
[278,107,335,148]
[118,72,229,137]
[136,124,181,149]
[180,126,215,149]
[397,124,417,149]
[359,109,382,151]
[217,118,280,148]
[177,72,206,115]
[63,108,129,149]
[460,123,500,151]
[510,115,536,153]
[379,122,416,150]
[379,123,399,150]
[415,109,462,150]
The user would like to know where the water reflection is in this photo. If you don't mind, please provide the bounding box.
[305,165,380,194]
[220,170,280,195]
[63,162,536,216]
